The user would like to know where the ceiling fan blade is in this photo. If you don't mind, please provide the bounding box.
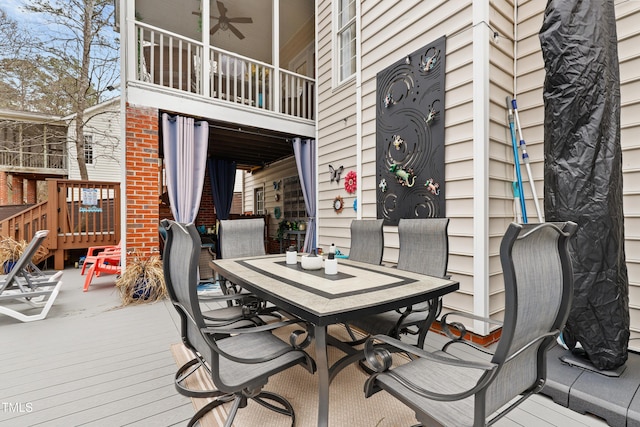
[210,23,221,35]
[227,23,245,40]
[217,1,227,18]
[228,17,253,24]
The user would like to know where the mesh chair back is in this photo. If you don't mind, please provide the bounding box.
[161,220,210,357]
[218,218,266,258]
[348,219,384,265]
[397,218,449,277]
[485,221,576,416]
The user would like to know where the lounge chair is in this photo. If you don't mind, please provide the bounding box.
[0,230,63,322]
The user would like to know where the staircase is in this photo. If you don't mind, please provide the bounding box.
[0,179,121,269]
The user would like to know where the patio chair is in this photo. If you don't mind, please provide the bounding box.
[163,219,274,398]
[349,218,450,348]
[162,219,316,426]
[217,218,286,319]
[0,230,63,322]
[363,221,577,427]
[83,247,122,292]
[81,241,121,275]
[347,219,384,265]
[341,219,384,344]
[218,218,266,259]
[217,219,265,290]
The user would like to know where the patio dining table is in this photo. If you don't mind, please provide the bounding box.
[211,254,459,427]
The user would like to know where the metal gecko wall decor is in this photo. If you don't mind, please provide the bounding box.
[376,36,446,225]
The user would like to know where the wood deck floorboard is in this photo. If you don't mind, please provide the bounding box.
[0,267,609,426]
[3,362,180,417]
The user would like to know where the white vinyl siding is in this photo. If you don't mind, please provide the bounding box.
[318,0,478,314]
[67,98,121,182]
[321,0,640,338]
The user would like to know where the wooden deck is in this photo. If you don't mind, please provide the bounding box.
[0,268,609,426]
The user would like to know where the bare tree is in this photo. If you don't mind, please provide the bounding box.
[0,8,39,110]
[23,0,119,180]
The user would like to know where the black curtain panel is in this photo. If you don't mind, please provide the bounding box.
[208,157,237,258]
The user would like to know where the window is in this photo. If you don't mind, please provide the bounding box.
[283,176,306,220]
[84,134,94,165]
[255,186,265,215]
[336,0,356,83]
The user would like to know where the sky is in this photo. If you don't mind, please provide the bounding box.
[3,0,40,24]
[2,0,121,102]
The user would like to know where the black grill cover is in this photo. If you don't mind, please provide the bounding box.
[539,0,629,370]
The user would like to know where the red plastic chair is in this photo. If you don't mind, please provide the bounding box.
[83,250,122,292]
[81,242,121,275]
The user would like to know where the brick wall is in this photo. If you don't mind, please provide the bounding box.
[11,176,23,204]
[196,168,216,228]
[0,172,7,205]
[125,104,160,260]
[25,179,37,204]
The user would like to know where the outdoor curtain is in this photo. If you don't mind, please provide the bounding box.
[207,158,237,221]
[208,157,236,259]
[292,137,317,253]
[162,113,209,223]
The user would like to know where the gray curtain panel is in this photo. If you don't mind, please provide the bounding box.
[162,113,209,223]
[293,137,317,253]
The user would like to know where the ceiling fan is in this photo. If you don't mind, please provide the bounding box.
[193,1,253,40]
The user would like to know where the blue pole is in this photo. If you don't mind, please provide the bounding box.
[511,98,543,222]
[507,97,527,223]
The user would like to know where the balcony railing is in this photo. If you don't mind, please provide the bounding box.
[134,22,315,121]
[0,148,67,170]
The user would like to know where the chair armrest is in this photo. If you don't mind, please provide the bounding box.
[201,319,314,364]
[365,334,495,372]
[364,334,499,402]
[86,244,119,257]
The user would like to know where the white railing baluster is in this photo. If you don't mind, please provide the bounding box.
[132,23,314,120]
[149,30,155,83]
[158,34,164,86]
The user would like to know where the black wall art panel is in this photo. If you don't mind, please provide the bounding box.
[376,36,446,225]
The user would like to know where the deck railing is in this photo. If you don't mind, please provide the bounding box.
[0,148,67,170]
[0,179,120,269]
[134,22,315,120]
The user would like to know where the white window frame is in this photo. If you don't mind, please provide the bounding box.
[255,185,265,215]
[334,0,357,86]
[84,134,94,165]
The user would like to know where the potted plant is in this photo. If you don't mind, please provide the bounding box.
[276,219,299,240]
[115,251,167,306]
